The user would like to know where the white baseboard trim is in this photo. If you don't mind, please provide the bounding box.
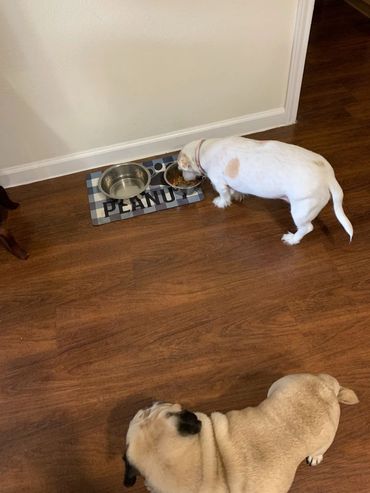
[1,0,314,188]
[1,107,288,188]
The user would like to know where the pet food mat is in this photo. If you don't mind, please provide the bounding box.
[87,155,204,225]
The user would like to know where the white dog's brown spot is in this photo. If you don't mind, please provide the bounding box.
[225,158,240,179]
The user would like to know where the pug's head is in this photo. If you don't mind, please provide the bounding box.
[123,402,202,489]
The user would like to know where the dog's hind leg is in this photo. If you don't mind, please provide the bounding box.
[306,454,324,466]
[282,194,329,245]
[230,189,244,202]
[306,440,333,466]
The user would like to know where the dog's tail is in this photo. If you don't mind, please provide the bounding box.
[319,374,359,405]
[337,386,359,405]
[327,171,353,241]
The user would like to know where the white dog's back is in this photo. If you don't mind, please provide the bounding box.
[217,137,329,197]
[179,137,353,244]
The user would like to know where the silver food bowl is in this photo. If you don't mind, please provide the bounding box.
[98,163,151,200]
[164,162,202,194]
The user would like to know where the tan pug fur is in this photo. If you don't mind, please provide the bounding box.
[124,373,359,493]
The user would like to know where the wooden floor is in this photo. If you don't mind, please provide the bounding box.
[1,1,369,492]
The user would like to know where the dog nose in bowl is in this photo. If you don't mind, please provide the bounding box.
[164,162,203,195]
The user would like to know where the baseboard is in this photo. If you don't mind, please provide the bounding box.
[1,107,288,188]
[1,1,314,188]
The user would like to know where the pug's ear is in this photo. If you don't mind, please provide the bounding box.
[177,410,202,436]
[123,455,139,487]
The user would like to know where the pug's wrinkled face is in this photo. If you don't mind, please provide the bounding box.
[124,402,202,488]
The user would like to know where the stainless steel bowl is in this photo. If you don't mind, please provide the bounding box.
[98,163,151,200]
[164,162,202,194]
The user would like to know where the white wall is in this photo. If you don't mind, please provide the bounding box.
[0,0,314,186]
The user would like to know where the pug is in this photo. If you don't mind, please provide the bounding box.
[123,373,358,493]
[177,137,353,245]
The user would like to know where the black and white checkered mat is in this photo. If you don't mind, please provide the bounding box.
[87,155,204,225]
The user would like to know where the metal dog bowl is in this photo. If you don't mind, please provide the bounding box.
[164,162,202,194]
[98,163,151,200]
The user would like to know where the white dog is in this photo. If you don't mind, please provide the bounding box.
[177,137,353,245]
[124,374,359,493]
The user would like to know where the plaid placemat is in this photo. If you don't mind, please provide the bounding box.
[87,155,204,225]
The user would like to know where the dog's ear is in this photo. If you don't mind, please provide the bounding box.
[176,410,202,436]
[178,152,192,170]
[123,455,139,487]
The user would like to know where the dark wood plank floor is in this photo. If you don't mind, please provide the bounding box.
[1,1,369,491]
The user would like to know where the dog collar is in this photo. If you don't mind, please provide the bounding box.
[194,139,206,175]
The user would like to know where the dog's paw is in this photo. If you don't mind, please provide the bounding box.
[281,232,300,245]
[306,455,323,466]
[231,191,244,202]
[213,197,230,208]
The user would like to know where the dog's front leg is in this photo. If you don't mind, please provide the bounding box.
[212,181,232,209]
